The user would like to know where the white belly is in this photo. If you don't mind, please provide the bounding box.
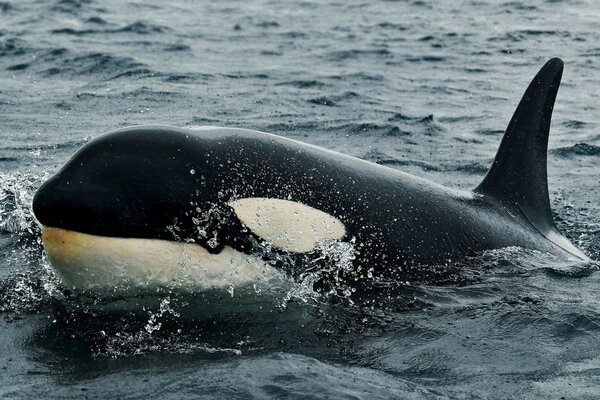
[41,227,283,296]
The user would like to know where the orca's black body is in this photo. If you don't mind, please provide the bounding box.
[32,58,588,286]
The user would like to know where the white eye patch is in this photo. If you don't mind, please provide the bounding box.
[229,198,346,253]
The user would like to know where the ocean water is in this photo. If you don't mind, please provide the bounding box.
[2,0,600,398]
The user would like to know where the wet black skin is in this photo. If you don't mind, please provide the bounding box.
[32,58,586,284]
[32,126,569,279]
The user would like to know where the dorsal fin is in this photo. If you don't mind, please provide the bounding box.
[475,58,588,260]
[476,58,563,236]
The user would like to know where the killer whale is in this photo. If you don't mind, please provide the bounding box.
[32,58,589,296]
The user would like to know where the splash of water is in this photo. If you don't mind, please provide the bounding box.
[0,171,47,235]
[97,296,246,357]
[279,238,358,308]
[0,255,63,314]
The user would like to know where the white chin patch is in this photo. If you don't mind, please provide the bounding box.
[41,227,281,296]
[230,198,346,253]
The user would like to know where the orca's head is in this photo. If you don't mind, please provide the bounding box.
[32,126,346,298]
[33,126,214,242]
[32,126,285,296]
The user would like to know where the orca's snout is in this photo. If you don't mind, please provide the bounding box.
[32,177,64,228]
[32,173,110,235]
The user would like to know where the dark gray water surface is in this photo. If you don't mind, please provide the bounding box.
[2,0,600,398]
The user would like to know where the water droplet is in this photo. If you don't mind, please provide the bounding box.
[207,237,218,248]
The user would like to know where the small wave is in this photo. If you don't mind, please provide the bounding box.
[255,20,280,29]
[562,120,587,129]
[326,48,392,61]
[52,21,170,36]
[1,138,87,152]
[515,29,567,36]
[6,62,29,71]
[109,68,160,80]
[0,37,29,57]
[552,143,600,158]
[474,247,599,281]
[464,67,486,73]
[541,263,598,279]
[440,116,479,124]
[86,16,107,24]
[388,113,433,123]
[276,80,326,89]
[164,73,214,83]
[47,47,68,57]
[406,55,447,62]
[74,92,102,99]
[221,72,270,79]
[0,2,12,12]
[328,72,384,81]
[2,43,70,74]
[189,117,225,125]
[260,50,282,56]
[308,96,337,106]
[450,162,488,174]
[43,52,147,78]
[501,2,538,11]
[376,22,407,30]
[118,87,179,101]
[55,101,71,109]
[163,43,191,52]
[116,21,170,34]
[410,0,432,6]
[489,30,570,43]
[329,122,410,137]
[498,47,527,54]
[262,121,322,133]
[279,31,307,39]
[386,113,444,135]
[582,48,600,57]
[50,0,93,13]
[474,128,504,136]
[307,91,359,107]
[51,28,97,35]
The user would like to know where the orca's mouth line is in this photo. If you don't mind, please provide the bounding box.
[40,226,280,295]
